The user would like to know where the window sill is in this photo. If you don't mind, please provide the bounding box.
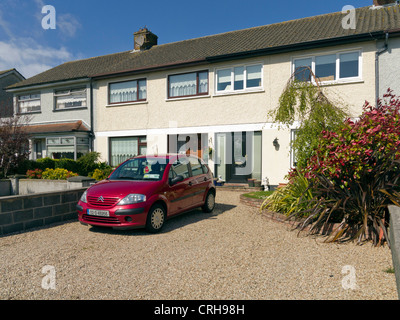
[17,111,41,115]
[53,107,88,112]
[166,94,210,102]
[213,88,264,97]
[318,78,364,86]
[106,101,148,107]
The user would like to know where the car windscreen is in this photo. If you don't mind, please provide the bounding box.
[109,158,169,181]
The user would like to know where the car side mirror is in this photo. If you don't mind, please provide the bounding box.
[170,175,184,186]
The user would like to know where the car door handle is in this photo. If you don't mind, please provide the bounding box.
[188,181,192,186]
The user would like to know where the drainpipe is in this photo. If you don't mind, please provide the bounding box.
[375,32,389,105]
[89,78,94,152]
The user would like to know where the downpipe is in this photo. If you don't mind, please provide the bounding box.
[375,32,389,105]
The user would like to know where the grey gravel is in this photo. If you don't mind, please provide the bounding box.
[0,190,397,300]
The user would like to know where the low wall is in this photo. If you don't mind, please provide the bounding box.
[0,176,96,196]
[0,188,86,236]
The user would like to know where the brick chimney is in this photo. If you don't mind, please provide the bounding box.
[133,27,158,51]
[373,0,397,6]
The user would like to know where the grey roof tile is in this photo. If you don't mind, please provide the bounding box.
[8,5,400,89]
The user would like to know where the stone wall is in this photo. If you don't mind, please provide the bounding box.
[0,188,85,236]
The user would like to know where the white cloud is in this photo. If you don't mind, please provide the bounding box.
[0,38,73,78]
[57,13,81,38]
[0,10,14,39]
[0,1,81,78]
[34,0,81,38]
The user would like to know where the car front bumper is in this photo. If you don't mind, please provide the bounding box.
[77,202,148,229]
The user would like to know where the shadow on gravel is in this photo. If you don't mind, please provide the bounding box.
[86,202,236,236]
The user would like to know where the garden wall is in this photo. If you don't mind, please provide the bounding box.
[0,176,96,196]
[18,177,95,195]
[0,188,85,236]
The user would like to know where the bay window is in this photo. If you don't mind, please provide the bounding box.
[109,79,147,104]
[46,136,89,160]
[216,64,262,94]
[168,70,208,98]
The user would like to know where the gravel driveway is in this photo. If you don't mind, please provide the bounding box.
[0,190,397,300]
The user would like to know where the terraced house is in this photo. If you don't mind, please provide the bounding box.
[7,1,400,188]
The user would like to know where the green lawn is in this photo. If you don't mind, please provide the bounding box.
[242,190,274,199]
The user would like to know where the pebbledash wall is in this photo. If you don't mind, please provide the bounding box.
[0,188,85,236]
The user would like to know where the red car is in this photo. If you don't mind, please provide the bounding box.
[77,154,216,233]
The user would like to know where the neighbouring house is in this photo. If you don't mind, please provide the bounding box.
[6,71,93,161]
[7,1,400,187]
[0,69,25,118]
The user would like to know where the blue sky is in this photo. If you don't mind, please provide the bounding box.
[0,0,370,79]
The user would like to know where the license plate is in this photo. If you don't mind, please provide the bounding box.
[87,209,110,217]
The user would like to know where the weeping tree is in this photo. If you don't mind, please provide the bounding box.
[268,67,349,169]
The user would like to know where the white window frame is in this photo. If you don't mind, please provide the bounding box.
[292,49,362,85]
[46,136,90,160]
[17,93,41,114]
[215,63,264,95]
[54,87,87,110]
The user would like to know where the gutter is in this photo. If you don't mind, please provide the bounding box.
[375,32,389,105]
[6,77,90,93]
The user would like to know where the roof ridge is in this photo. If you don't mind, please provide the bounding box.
[154,5,373,49]
[62,50,132,65]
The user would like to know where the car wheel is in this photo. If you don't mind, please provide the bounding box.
[202,191,215,213]
[146,204,166,233]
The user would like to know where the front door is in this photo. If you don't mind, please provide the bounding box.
[230,132,252,183]
[215,132,254,183]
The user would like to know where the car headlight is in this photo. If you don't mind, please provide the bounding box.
[118,194,146,205]
[80,190,87,203]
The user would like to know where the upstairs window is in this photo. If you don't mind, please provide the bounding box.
[109,79,147,104]
[17,93,41,114]
[293,50,361,83]
[168,70,208,98]
[216,64,262,94]
[55,87,87,110]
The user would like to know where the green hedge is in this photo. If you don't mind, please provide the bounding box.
[13,152,112,178]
